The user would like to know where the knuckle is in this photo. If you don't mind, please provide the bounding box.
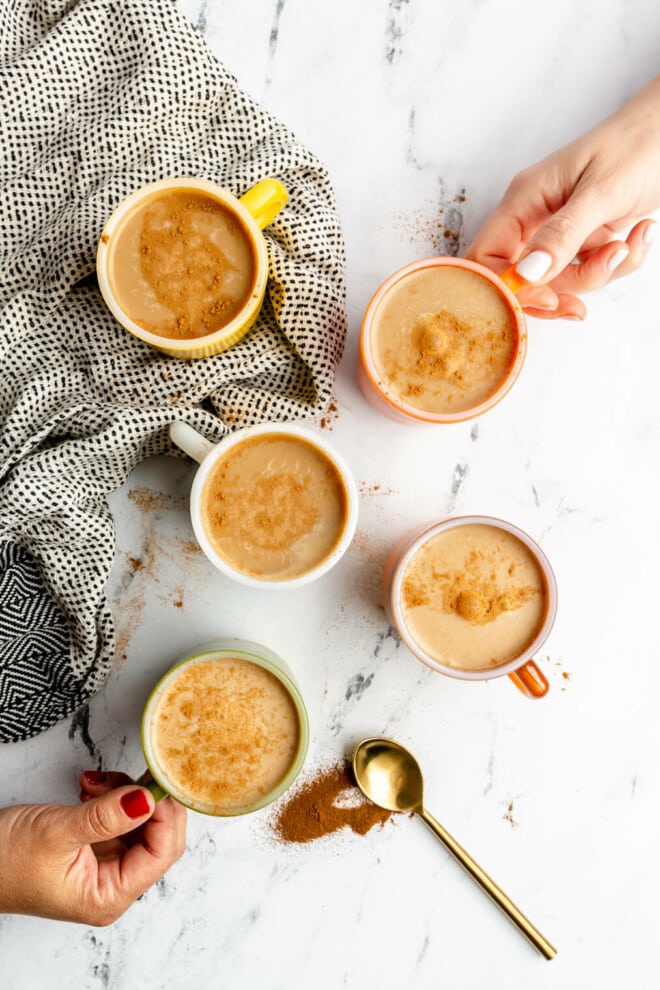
[506,168,531,195]
[91,909,121,928]
[85,890,124,927]
[86,800,115,839]
[623,252,642,273]
[546,211,579,239]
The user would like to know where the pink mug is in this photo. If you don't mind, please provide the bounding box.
[383,515,558,698]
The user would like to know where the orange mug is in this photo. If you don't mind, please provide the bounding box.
[358,256,528,424]
[382,515,558,698]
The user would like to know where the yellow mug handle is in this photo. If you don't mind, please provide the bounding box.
[240,178,288,230]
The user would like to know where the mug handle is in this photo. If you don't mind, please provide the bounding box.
[169,422,215,464]
[239,178,289,230]
[136,769,168,802]
[508,659,549,699]
[499,266,528,295]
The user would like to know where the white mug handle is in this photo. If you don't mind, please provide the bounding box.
[169,422,216,464]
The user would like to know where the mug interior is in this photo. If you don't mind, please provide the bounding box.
[96,177,268,352]
[360,257,527,424]
[389,515,558,681]
[141,642,310,816]
[188,423,360,589]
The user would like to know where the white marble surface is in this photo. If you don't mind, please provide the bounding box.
[2,1,660,987]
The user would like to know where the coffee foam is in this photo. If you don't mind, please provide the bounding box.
[370,266,516,414]
[201,433,349,580]
[401,523,547,671]
[108,189,257,339]
[149,656,300,814]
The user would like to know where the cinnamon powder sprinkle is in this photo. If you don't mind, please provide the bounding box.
[271,762,392,844]
[403,548,539,626]
[137,192,253,339]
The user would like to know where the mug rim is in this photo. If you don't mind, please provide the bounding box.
[388,514,558,681]
[359,256,528,424]
[96,176,268,353]
[189,423,360,589]
[141,639,310,817]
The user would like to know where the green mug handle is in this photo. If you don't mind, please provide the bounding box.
[136,769,168,802]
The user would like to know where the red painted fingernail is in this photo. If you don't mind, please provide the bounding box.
[120,789,151,819]
[83,771,108,785]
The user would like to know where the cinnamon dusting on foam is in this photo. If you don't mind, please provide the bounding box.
[151,657,300,812]
[109,190,256,340]
[402,547,538,626]
[202,434,348,579]
[401,524,546,671]
[371,266,516,414]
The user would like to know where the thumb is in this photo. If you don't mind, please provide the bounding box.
[60,786,154,847]
[515,189,605,284]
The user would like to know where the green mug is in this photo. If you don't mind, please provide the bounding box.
[137,639,309,816]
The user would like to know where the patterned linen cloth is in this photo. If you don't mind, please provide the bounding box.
[0,0,346,741]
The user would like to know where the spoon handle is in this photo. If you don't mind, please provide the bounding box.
[418,807,556,960]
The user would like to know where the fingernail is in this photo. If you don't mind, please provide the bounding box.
[643,222,656,246]
[83,771,107,785]
[120,789,151,819]
[515,250,553,282]
[564,315,584,322]
[608,248,629,272]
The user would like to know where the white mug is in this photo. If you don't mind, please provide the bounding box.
[170,421,359,589]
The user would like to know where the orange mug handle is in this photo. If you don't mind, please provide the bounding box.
[508,659,549,699]
[499,265,527,295]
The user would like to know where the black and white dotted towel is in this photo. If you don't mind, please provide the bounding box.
[0,0,346,742]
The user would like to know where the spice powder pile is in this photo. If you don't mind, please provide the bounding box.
[271,762,392,844]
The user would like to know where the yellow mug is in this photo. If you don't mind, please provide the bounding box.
[96,176,288,360]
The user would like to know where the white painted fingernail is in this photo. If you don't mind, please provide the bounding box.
[608,248,629,272]
[643,223,656,246]
[515,250,553,282]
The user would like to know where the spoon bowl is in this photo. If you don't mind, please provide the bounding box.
[353,737,423,813]
[352,736,556,961]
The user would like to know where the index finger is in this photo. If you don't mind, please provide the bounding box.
[95,796,187,905]
[119,797,187,897]
[466,184,551,270]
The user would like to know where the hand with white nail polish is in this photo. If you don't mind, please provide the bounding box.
[467,74,660,320]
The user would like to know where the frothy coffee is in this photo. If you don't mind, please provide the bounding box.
[370,266,516,414]
[107,189,256,339]
[149,656,300,814]
[401,523,546,670]
[201,433,349,580]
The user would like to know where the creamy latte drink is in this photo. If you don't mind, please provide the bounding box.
[369,265,516,414]
[201,433,349,580]
[149,656,300,814]
[400,523,547,670]
[106,188,257,339]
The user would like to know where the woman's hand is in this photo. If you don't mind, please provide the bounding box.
[467,75,660,319]
[0,771,186,925]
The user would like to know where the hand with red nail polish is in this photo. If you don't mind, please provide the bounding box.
[467,74,660,320]
[0,770,186,925]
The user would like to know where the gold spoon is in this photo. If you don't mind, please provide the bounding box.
[352,737,556,960]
